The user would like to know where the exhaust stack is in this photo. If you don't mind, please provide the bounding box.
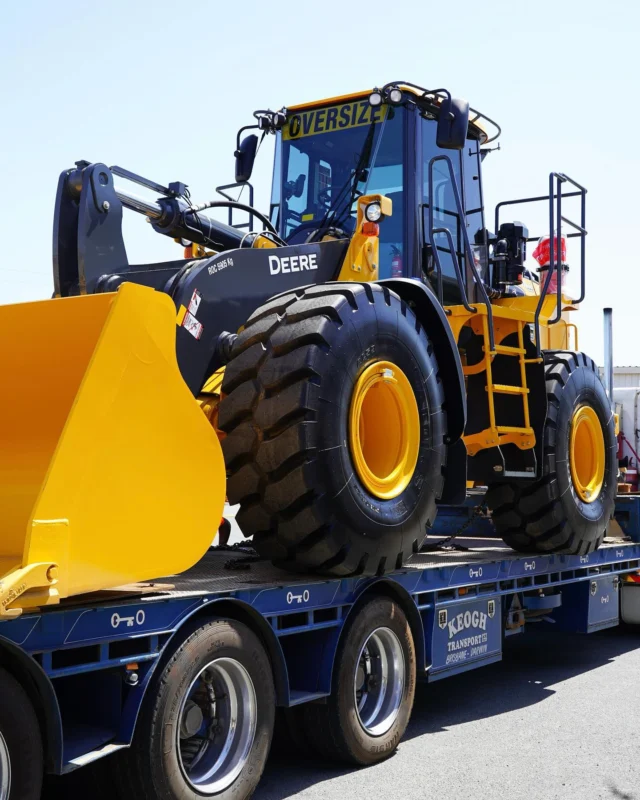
[603,307,614,410]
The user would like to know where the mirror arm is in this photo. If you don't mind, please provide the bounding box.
[235,124,260,155]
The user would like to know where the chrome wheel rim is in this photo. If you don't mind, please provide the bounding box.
[354,627,405,736]
[0,731,10,800]
[177,657,257,795]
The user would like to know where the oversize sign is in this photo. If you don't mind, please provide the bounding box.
[283,101,389,141]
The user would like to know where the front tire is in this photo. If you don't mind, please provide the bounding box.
[487,351,616,554]
[219,283,447,576]
[114,619,275,800]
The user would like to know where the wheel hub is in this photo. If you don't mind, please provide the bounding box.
[349,360,420,500]
[570,405,605,503]
[177,657,257,795]
[354,627,405,736]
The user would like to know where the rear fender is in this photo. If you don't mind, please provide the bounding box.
[119,597,291,744]
[0,636,63,773]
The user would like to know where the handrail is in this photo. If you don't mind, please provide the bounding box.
[215,182,256,230]
[428,155,495,351]
[431,227,475,312]
[532,172,587,354]
[494,190,583,241]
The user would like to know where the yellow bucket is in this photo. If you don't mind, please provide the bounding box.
[0,283,225,617]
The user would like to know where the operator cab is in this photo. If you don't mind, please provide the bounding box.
[267,84,499,301]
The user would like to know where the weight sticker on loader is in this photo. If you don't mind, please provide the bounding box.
[182,311,203,340]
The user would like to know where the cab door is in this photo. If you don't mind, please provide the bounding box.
[419,116,486,305]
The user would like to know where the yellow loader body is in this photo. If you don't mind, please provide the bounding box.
[0,283,225,618]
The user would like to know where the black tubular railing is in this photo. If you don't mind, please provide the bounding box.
[428,155,495,352]
[215,182,256,230]
[495,173,587,356]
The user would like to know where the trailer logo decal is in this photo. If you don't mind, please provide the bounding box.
[447,609,488,639]
[111,609,146,629]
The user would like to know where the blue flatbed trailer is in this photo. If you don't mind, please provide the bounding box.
[2,498,640,799]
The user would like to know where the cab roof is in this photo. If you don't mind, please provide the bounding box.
[287,84,500,144]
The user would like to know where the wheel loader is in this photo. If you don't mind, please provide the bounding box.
[0,80,616,618]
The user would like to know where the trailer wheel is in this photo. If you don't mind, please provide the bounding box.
[115,619,275,800]
[487,351,616,554]
[219,283,446,576]
[293,597,416,765]
[0,667,43,800]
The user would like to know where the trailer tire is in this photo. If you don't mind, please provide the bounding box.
[114,619,275,800]
[219,282,447,577]
[487,351,616,554]
[0,667,43,800]
[292,597,416,765]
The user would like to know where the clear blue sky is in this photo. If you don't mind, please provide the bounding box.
[1,0,638,364]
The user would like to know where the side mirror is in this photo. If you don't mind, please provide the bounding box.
[436,96,470,150]
[235,134,259,183]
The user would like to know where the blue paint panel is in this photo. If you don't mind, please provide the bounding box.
[1,597,203,654]
[429,596,502,677]
[551,576,620,633]
[450,561,502,586]
[250,582,343,614]
[508,555,551,577]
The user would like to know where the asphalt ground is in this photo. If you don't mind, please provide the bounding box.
[257,626,640,800]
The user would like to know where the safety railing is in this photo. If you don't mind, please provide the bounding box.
[495,173,587,355]
[216,182,256,230]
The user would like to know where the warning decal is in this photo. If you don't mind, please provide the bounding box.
[182,311,203,340]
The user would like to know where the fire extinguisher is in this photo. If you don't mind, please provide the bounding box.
[391,246,403,277]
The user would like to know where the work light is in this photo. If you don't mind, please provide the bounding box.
[368,90,383,107]
[365,202,382,222]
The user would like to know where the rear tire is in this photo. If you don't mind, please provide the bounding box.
[113,619,275,800]
[487,351,616,554]
[289,597,416,765]
[219,283,447,576]
[0,667,43,800]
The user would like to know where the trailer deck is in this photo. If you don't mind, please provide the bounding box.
[2,509,640,780]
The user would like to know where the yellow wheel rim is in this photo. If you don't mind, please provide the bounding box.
[349,360,420,500]
[569,405,605,503]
